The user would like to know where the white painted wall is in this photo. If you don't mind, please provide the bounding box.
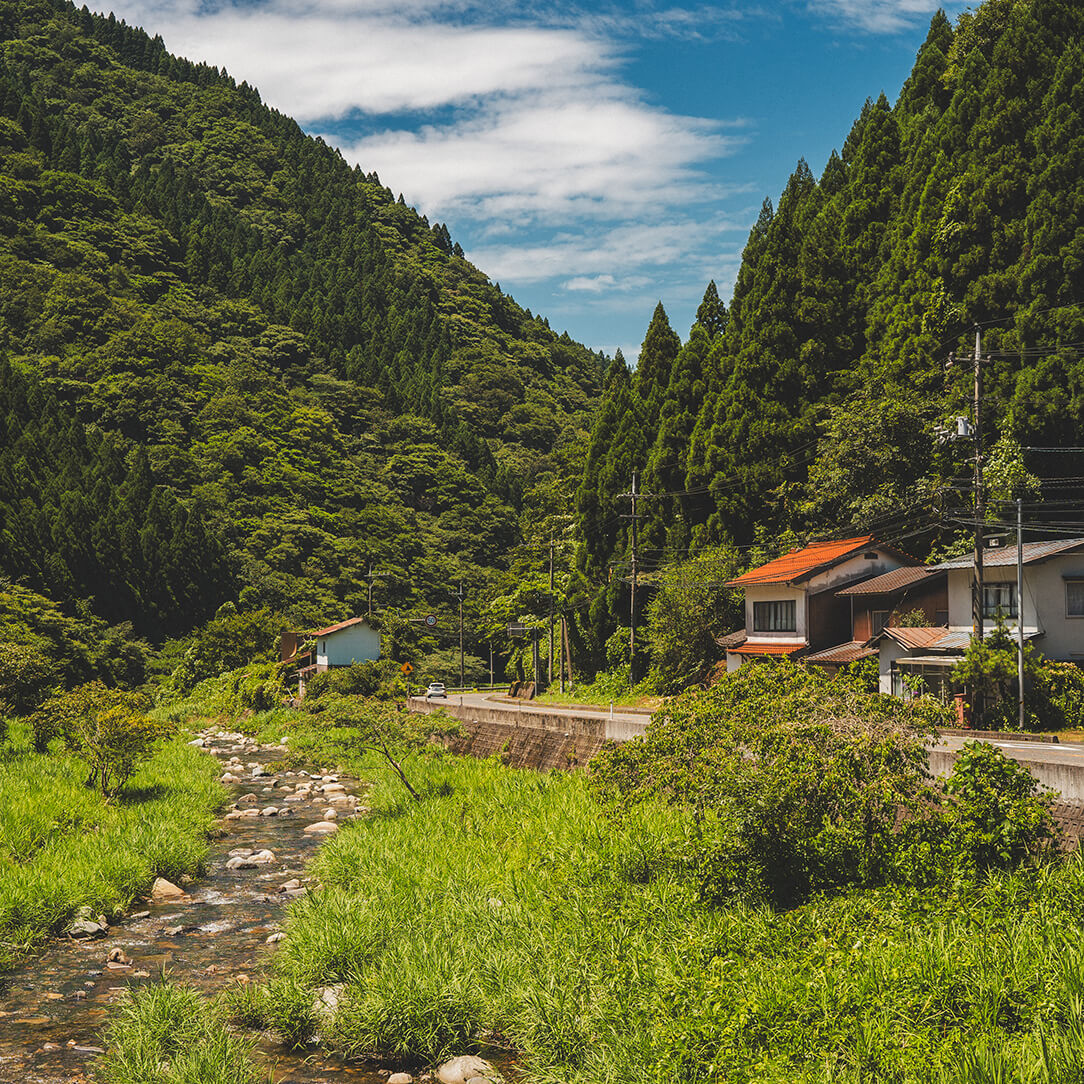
[807,548,904,592]
[945,557,1084,661]
[315,623,381,668]
[743,584,806,643]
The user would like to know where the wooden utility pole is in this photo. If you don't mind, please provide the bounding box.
[973,326,985,644]
[1017,498,1025,729]
[548,536,555,688]
[627,471,639,687]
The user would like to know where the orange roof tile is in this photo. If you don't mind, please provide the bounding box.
[312,616,372,637]
[726,536,875,587]
[730,641,806,656]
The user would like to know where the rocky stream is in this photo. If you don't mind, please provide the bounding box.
[0,728,506,1084]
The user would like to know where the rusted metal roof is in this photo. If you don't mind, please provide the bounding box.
[312,616,373,637]
[836,566,942,596]
[883,626,952,650]
[717,628,748,649]
[726,535,875,587]
[805,641,878,665]
[730,641,806,656]
[933,538,1084,570]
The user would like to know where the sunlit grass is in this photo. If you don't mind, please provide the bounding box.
[0,719,224,968]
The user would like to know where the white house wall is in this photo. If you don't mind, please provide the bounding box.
[807,548,905,592]
[315,623,382,668]
[946,557,1084,662]
[744,584,807,642]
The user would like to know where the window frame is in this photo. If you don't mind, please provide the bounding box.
[752,599,797,633]
[1067,579,1084,619]
[982,582,1017,620]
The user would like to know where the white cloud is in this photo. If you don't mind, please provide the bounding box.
[805,0,961,34]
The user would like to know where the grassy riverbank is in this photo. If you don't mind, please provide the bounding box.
[0,720,224,968]
[246,748,1084,1083]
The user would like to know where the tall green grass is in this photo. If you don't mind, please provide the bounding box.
[96,982,258,1084]
[255,749,1084,1083]
[0,719,224,967]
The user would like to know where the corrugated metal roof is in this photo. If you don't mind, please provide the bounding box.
[883,626,952,649]
[933,538,1084,570]
[836,566,940,596]
[726,535,875,587]
[716,629,748,649]
[730,641,806,656]
[312,616,373,637]
[805,641,877,665]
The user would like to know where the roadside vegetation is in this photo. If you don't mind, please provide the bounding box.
[115,660,1065,1084]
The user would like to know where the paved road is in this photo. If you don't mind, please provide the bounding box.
[937,732,1084,767]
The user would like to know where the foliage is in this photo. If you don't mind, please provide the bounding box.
[591,661,951,906]
[952,621,1084,731]
[644,543,743,692]
[168,606,287,693]
[303,658,404,700]
[29,681,172,794]
[97,982,257,1084]
[0,719,221,968]
[251,742,1084,1084]
[0,639,53,716]
[946,740,1056,873]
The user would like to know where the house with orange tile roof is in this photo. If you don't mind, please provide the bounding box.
[722,536,917,672]
[281,616,381,698]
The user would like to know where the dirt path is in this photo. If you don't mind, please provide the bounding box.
[0,726,386,1084]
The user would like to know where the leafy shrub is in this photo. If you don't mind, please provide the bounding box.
[169,606,287,693]
[591,661,950,907]
[946,740,1056,872]
[305,658,402,701]
[29,683,173,795]
[0,640,56,716]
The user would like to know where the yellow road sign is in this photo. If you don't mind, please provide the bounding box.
[400,662,413,674]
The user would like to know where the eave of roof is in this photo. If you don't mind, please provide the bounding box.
[726,535,876,587]
[836,566,943,597]
[730,641,807,656]
[312,616,372,637]
[932,538,1084,570]
[805,641,877,665]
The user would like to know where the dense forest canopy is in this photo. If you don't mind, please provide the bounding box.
[0,0,602,667]
[2,0,1084,690]
[577,0,1084,679]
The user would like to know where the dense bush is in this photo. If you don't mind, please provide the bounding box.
[591,661,1054,907]
[304,658,403,701]
[30,682,173,795]
[169,606,288,694]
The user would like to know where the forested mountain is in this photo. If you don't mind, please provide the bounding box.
[578,0,1084,672]
[0,0,602,649]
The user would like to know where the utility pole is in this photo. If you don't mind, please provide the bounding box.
[450,582,465,690]
[625,471,640,687]
[1017,498,1025,730]
[548,536,555,688]
[972,325,986,645]
[365,564,387,618]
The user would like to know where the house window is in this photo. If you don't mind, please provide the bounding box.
[753,599,796,632]
[1068,580,1084,618]
[982,583,1017,619]
[871,610,889,636]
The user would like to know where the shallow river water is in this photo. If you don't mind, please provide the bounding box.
[0,728,391,1084]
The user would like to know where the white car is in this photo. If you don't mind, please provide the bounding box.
[425,682,447,699]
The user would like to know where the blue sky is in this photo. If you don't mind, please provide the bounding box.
[106,0,969,359]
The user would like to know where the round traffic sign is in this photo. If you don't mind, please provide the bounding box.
[424,614,437,627]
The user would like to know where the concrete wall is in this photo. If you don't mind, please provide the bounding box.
[929,747,1084,803]
[743,584,806,643]
[316,623,381,668]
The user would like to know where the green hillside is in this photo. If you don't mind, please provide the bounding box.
[578,0,1084,676]
[0,0,602,647]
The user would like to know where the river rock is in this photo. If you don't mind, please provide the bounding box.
[434,1056,497,1084]
[66,918,106,938]
[236,792,259,806]
[221,773,241,784]
[313,984,344,1021]
[283,793,305,803]
[224,811,243,820]
[321,782,345,794]
[327,795,354,808]
[239,808,260,818]
[279,878,301,892]
[248,849,276,864]
[106,947,130,964]
[261,806,278,816]
[388,1074,413,1084]
[225,857,249,870]
[322,808,338,820]
[266,932,285,943]
[150,877,185,901]
[303,821,338,835]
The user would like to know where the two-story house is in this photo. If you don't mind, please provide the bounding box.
[723,535,915,671]
[878,538,1084,698]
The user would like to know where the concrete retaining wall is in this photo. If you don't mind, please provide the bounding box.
[412,698,647,743]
